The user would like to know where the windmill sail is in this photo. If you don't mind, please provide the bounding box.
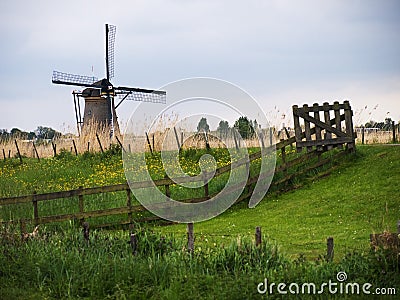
[52,71,98,87]
[106,24,116,80]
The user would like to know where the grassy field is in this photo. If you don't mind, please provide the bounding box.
[0,144,399,299]
[158,145,400,259]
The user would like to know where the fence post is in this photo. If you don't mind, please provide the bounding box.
[87,141,90,152]
[313,103,323,151]
[130,233,138,255]
[269,127,273,146]
[96,134,104,153]
[233,131,239,150]
[203,172,209,199]
[361,126,365,145]
[32,191,38,226]
[20,220,26,240]
[333,101,343,149]
[343,101,355,150]
[32,141,40,161]
[327,237,334,261]
[83,222,90,243]
[259,130,265,149]
[126,188,132,223]
[165,175,171,198]
[145,132,153,154]
[51,142,57,157]
[173,127,181,149]
[392,121,396,143]
[78,186,84,225]
[14,140,23,163]
[255,226,262,247]
[115,135,126,153]
[323,102,333,150]
[292,105,302,152]
[187,223,194,253]
[72,139,78,155]
[181,131,184,147]
[2,148,6,161]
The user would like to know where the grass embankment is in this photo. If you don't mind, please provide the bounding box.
[159,145,400,259]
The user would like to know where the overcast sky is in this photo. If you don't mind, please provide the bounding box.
[1,0,399,133]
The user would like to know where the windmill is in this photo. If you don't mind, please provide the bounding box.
[52,24,166,136]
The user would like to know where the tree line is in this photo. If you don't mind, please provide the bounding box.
[0,126,61,141]
[363,118,397,131]
[197,116,260,139]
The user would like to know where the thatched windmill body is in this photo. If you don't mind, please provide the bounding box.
[52,24,166,136]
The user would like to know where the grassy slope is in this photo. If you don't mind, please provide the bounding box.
[158,145,400,260]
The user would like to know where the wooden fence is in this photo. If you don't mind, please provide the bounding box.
[1,101,356,229]
[293,101,355,152]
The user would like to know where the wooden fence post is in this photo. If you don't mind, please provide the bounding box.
[313,103,323,151]
[96,134,104,153]
[323,102,333,150]
[51,142,57,157]
[14,140,23,163]
[83,222,90,243]
[233,131,239,150]
[72,139,78,155]
[361,126,365,145]
[130,233,138,255]
[392,121,396,143]
[203,172,209,199]
[327,237,334,261]
[343,101,355,150]
[145,132,153,154]
[87,141,90,152]
[187,223,194,253]
[32,141,40,161]
[333,101,343,149]
[78,186,84,225]
[115,135,126,153]
[165,175,171,198]
[152,134,155,152]
[126,189,132,223]
[292,105,302,152]
[255,226,262,247]
[20,220,26,240]
[2,148,6,161]
[32,191,38,226]
[173,127,181,149]
[259,130,265,149]
[303,104,312,152]
[181,131,184,147]
[269,127,273,146]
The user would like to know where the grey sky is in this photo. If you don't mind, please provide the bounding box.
[1,0,399,132]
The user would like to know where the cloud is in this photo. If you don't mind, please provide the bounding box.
[0,0,399,131]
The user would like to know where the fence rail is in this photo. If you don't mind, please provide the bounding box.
[1,101,356,228]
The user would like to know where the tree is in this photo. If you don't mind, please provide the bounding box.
[35,126,60,140]
[217,120,229,138]
[234,116,255,139]
[197,117,210,133]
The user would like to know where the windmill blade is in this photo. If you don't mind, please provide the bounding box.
[52,71,98,88]
[115,86,166,104]
[106,24,116,80]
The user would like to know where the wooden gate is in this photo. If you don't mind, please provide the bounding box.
[292,101,355,152]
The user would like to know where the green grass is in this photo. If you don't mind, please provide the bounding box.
[158,145,400,260]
